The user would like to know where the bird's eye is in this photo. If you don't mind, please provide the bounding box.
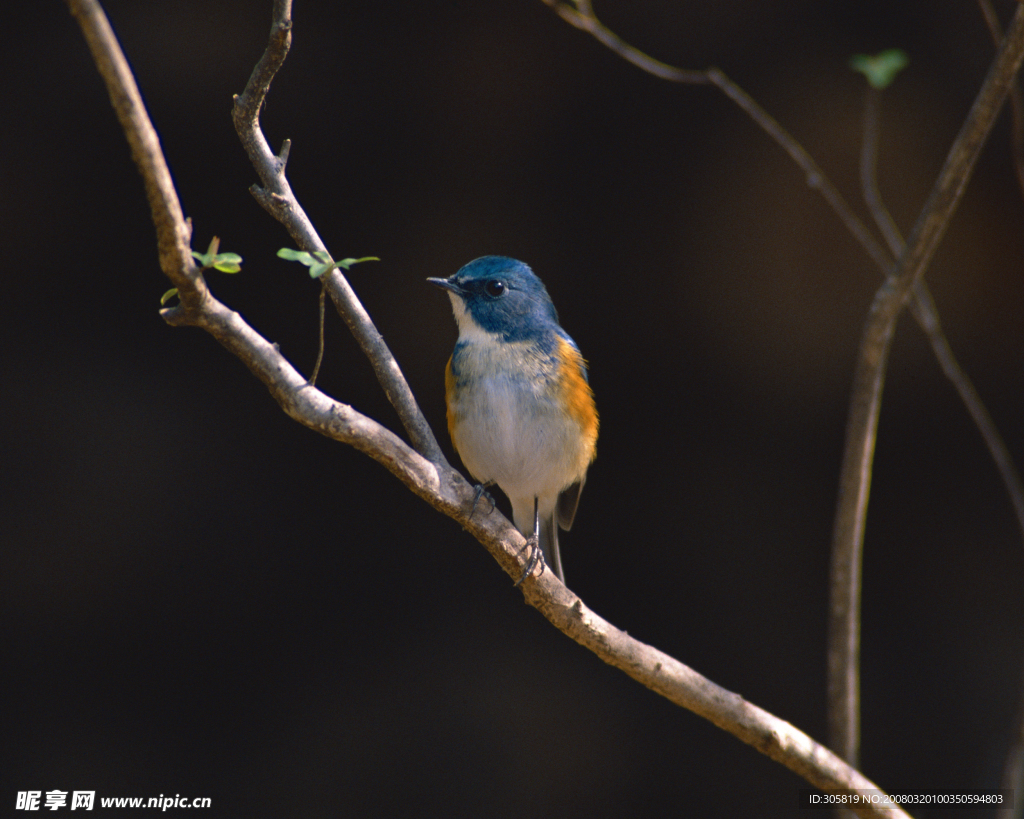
[484,279,506,298]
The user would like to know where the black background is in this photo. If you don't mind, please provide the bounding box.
[4,2,1024,817]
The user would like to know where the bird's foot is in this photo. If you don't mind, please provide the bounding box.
[514,534,545,586]
[469,483,496,521]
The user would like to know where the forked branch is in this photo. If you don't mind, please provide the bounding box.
[229,0,445,464]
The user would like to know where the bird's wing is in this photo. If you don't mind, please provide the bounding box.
[556,475,586,531]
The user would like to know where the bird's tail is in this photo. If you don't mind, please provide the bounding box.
[539,514,565,583]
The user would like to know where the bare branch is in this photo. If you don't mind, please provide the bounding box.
[829,1,1024,764]
[542,1,894,272]
[65,0,203,309]
[908,285,1024,537]
[859,87,1024,542]
[525,578,911,819]
[230,0,447,465]
[859,87,905,256]
[896,4,1024,296]
[541,0,708,83]
[704,68,895,274]
[978,0,1024,199]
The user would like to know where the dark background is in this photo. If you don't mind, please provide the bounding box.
[4,1,1024,816]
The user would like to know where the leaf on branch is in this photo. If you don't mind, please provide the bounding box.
[277,248,380,279]
[191,236,243,272]
[338,256,381,269]
[276,247,312,262]
[211,253,243,273]
[160,288,179,305]
[849,49,909,89]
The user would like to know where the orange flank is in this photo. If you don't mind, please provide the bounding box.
[445,354,459,451]
[556,337,599,472]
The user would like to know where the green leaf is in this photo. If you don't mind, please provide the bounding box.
[160,288,179,305]
[278,247,333,277]
[338,256,381,269]
[192,238,242,273]
[212,252,243,273]
[278,249,379,278]
[849,49,909,90]
[277,247,313,263]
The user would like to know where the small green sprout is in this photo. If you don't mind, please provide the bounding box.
[849,49,909,90]
[161,237,244,305]
[192,236,243,273]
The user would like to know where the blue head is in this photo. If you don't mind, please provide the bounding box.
[428,256,560,342]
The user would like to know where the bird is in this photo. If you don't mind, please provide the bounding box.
[428,256,598,584]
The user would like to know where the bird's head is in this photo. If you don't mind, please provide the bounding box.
[428,256,559,341]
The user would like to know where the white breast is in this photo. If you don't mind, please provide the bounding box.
[449,333,587,504]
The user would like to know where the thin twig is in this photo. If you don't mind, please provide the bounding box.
[309,280,327,387]
[978,0,1024,198]
[66,0,917,810]
[859,88,905,255]
[230,0,446,464]
[542,0,894,272]
[907,284,1024,539]
[542,0,707,83]
[704,69,895,274]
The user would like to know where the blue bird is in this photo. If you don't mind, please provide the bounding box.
[429,256,598,583]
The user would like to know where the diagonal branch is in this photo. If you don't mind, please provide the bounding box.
[66,0,203,310]
[977,0,1024,199]
[543,0,708,83]
[703,68,894,273]
[859,83,1024,552]
[66,0,914,811]
[525,579,911,819]
[229,0,446,465]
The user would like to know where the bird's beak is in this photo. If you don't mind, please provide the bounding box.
[427,276,460,295]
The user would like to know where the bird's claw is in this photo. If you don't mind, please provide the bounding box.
[469,483,496,521]
[514,534,545,586]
